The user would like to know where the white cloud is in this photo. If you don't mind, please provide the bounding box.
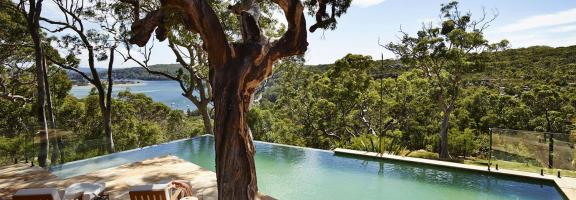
[352,0,386,8]
[487,30,576,49]
[497,7,576,33]
[546,24,576,33]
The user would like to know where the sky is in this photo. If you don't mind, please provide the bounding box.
[47,0,576,68]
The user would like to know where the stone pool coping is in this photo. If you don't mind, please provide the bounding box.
[334,148,576,200]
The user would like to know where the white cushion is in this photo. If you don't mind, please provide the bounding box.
[14,188,61,200]
[64,182,106,200]
[130,184,168,192]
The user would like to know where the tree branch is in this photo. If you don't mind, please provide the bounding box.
[126,0,230,68]
[0,93,31,103]
[106,45,115,110]
[269,0,308,61]
[46,56,95,83]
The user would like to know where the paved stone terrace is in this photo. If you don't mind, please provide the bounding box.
[334,148,576,200]
[0,156,274,200]
[0,162,59,198]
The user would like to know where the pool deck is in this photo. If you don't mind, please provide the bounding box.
[0,155,274,200]
[334,148,576,200]
[0,162,59,198]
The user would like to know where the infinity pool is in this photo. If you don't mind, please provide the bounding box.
[50,136,565,200]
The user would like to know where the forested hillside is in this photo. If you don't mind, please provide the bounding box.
[249,45,576,159]
[300,45,576,89]
[476,45,576,86]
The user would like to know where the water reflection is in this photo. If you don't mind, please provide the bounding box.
[333,153,560,198]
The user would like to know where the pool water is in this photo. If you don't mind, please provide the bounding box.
[50,136,566,200]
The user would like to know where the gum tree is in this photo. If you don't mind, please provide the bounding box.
[122,0,351,198]
[385,1,508,158]
[42,0,119,153]
[14,0,51,167]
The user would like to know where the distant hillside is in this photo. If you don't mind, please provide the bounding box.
[67,64,182,82]
[68,45,576,88]
[475,45,576,86]
[303,45,576,86]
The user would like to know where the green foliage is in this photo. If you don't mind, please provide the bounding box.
[384,1,510,158]
[250,41,576,159]
[447,128,478,157]
[346,130,405,155]
[47,90,204,163]
[0,134,38,165]
[407,150,439,159]
[0,0,34,65]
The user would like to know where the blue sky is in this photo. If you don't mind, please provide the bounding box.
[55,0,576,68]
[305,0,576,64]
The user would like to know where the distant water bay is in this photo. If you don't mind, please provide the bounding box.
[70,80,195,111]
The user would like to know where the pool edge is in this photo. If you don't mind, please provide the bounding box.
[334,148,575,200]
[202,134,334,153]
[49,134,209,170]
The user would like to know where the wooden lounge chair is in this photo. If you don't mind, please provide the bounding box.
[12,188,66,200]
[13,183,105,200]
[129,184,175,200]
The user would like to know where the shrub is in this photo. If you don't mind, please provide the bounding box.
[407,150,438,159]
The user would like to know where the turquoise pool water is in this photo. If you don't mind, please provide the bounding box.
[50,136,565,200]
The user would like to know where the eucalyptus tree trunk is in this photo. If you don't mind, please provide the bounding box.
[26,0,49,167]
[439,106,451,159]
[439,96,456,159]
[104,47,115,153]
[197,78,213,135]
[165,39,214,135]
[212,61,261,198]
[197,102,213,135]
[88,49,114,154]
[43,57,60,164]
[102,104,114,153]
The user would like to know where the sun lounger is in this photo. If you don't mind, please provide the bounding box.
[129,184,172,200]
[129,181,197,200]
[13,183,105,200]
[12,188,64,200]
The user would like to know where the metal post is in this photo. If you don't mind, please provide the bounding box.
[379,54,382,131]
[549,132,554,169]
[489,128,492,170]
[31,129,35,167]
[378,53,384,153]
